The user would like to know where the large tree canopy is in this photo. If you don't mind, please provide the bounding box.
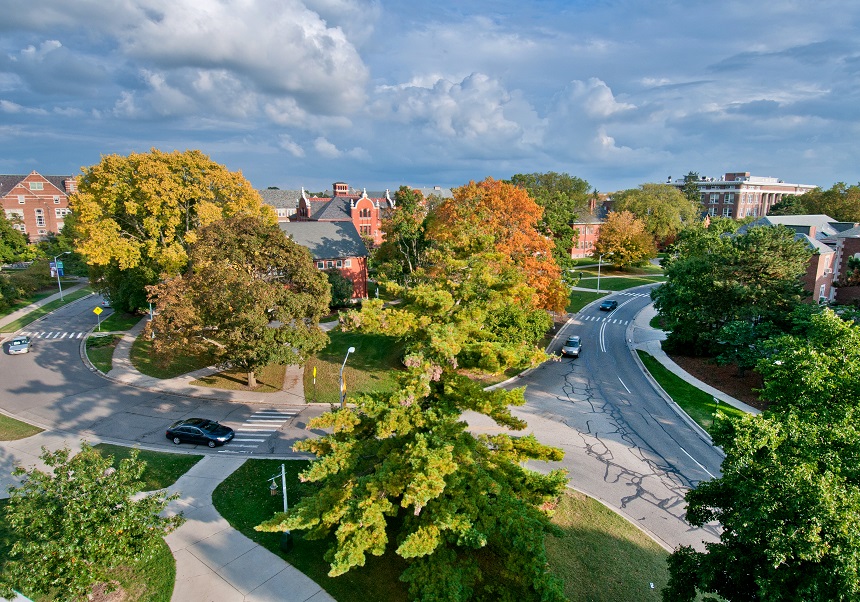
[145,214,330,387]
[769,182,860,223]
[70,148,275,310]
[0,212,33,264]
[664,310,860,601]
[591,210,657,269]
[612,183,702,245]
[653,224,810,354]
[0,443,183,599]
[373,186,430,286]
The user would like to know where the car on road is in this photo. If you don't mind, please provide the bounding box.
[166,418,234,448]
[561,335,582,357]
[7,336,31,355]
[599,299,618,311]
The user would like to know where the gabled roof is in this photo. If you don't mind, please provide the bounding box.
[797,233,835,254]
[0,173,74,196]
[309,197,353,221]
[835,225,860,238]
[280,221,367,260]
[751,215,840,239]
[258,189,301,209]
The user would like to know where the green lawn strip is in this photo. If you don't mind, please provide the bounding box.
[212,459,409,602]
[637,350,748,433]
[0,413,43,440]
[575,275,667,291]
[192,363,286,392]
[304,329,404,404]
[649,314,665,329]
[93,443,203,491]
[130,337,216,379]
[567,290,606,313]
[0,287,94,333]
[86,334,122,373]
[547,490,670,601]
[99,311,147,332]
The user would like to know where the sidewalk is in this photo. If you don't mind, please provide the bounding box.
[0,280,90,332]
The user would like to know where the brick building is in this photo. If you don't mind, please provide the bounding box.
[0,171,75,241]
[669,172,816,219]
[293,182,396,247]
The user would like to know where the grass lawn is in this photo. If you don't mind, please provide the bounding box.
[192,363,286,392]
[86,334,122,373]
[304,329,404,404]
[212,459,409,602]
[99,311,147,332]
[638,350,747,432]
[0,413,43,440]
[213,459,675,602]
[567,290,605,313]
[0,287,94,333]
[130,337,216,379]
[576,275,667,291]
[93,443,203,491]
[547,490,669,601]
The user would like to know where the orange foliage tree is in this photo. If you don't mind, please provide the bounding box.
[428,177,567,313]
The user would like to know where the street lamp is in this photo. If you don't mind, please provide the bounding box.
[339,346,356,408]
[597,252,613,292]
[53,251,71,301]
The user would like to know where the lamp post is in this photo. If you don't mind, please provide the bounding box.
[339,346,356,408]
[53,251,71,301]
[597,252,613,292]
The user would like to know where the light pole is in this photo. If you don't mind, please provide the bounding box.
[597,254,604,293]
[53,251,71,301]
[339,346,356,408]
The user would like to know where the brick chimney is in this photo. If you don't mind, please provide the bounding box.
[64,178,77,194]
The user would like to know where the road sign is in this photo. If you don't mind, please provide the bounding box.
[93,307,103,316]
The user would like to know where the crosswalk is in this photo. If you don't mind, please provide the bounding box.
[579,315,630,325]
[19,330,88,340]
[219,408,299,454]
[617,292,650,298]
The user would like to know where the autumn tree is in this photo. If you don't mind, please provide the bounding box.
[664,310,860,601]
[612,183,702,246]
[70,149,275,312]
[373,186,430,286]
[591,210,657,268]
[653,224,810,354]
[145,215,330,388]
[0,443,183,599]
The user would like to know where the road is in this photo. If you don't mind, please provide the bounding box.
[469,287,723,551]
[0,294,323,491]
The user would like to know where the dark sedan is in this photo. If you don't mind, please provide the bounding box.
[599,299,618,311]
[166,418,234,448]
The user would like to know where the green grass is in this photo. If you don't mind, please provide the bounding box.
[130,337,216,379]
[567,290,605,313]
[99,311,147,332]
[638,350,748,432]
[547,490,669,602]
[212,459,409,602]
[93,443,203,491]
[304,329,405,404]
[86,334,122,373]
[0,287,94,332]
[192,363,286,392]
[0,413,43,440]
[576,275,667,291]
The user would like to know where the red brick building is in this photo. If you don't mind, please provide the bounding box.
[0,171,75,241]
[293,182,395,247]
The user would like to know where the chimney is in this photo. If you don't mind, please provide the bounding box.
[64,178,77,194]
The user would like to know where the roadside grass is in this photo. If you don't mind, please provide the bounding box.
[93,443,203,491]
[304,329,404,404]
[212,459,410,602]
[192,363,286,392]
[130,337,217,380]
[575,275,666,291]
[86,334,122,373]
[99,311,146,332]
[547,489,669,601]
[567,290,605,313]
[649,314,665,329]
[0,413,43,440]
[638,350,748,432]
[0,287,94,333]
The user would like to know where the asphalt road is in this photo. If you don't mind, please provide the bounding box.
[468,286,723,551]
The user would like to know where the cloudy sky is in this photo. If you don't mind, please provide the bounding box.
[1,0,859,193]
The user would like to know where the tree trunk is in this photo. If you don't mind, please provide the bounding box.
[247,371,257,388]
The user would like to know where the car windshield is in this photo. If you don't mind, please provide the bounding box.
[566,338,579,346]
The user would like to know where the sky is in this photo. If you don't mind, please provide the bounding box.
[1,0,859,194]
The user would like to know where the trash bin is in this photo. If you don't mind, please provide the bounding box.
[280,531,293,553]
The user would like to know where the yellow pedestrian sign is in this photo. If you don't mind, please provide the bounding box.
[93,306,103,316]
[93,305,103,331]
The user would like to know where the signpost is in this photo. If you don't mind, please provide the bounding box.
[93,306,103,331]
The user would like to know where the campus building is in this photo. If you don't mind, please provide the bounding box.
[0,171,75,241]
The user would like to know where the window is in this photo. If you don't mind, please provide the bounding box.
[724,193,734,204]
[38,229,47,235]
[336,260,343,268]
[327,261,334,268]
[317,261,324,269]
[344,259,351,268]
[29,182,43,191]
[277,208,287,217]
[35,209,45,227]
[708,207,717,217]
[53,196,61,204]
[359,208,371,218]
[17,195,25,204]
[360,225,371,235]
[55,208,71,217]
[709,193,719,204]
[722,207,733,218]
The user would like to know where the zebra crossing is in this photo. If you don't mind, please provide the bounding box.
[219,408,300,454]
[19,330,88,340]
[579,315,630,325]
[617,292,650,298]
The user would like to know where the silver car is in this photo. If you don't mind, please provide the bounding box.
[561,335,582,357]
[7,336,31,354]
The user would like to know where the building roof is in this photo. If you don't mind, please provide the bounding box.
[835,224,860,238]
[258,188,301,209]
[280,221,368,260]
[797,233,835,255]
[0,173,74,196]
[742,215,847,241]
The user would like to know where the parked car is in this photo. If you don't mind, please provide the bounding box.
[166,418,234,448]
[599,299,618,311]
[7,336,31,355]
[561,335,582,357]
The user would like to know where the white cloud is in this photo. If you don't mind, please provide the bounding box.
[278,134,305,158]
[314,136,341,158]
[0,99,48,114]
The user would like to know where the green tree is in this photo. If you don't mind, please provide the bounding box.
[257,374,567,602]
[612,183,702,245]
[664,310,860,601]
[374,186,430,286]
[0,443,183,600]
[0,212,33,264]
[768,183,860,222]
[592,210,657,269]
[681,171,702,205]
[145,215,330,387]
[326,268,355,308]
[653,225,810,354]
[70,148,275,312]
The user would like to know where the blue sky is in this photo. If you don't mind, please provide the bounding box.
[1,0,859,194]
